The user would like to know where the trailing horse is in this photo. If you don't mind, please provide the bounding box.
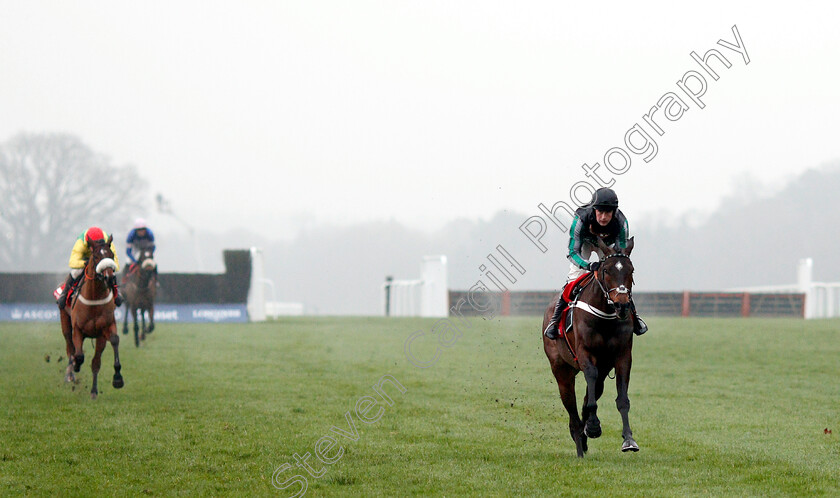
[58,235,124,399]
[122,244,157,347]
[542,237,638,457]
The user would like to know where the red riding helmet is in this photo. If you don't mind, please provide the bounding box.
[85,227,106,245]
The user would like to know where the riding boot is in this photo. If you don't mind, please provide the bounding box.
[630,300,647,335]
[110,275,123,307]
[544,295,567,340]
[57,273,77,310]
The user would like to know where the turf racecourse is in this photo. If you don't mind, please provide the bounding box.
[1,317,838,496]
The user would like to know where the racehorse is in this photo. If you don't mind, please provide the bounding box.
[542,237,637,457]
[59,235,124,399]
[122,244,157,347]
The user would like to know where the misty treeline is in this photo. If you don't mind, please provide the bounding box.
[0,133,148,271]
[157,162,840,315]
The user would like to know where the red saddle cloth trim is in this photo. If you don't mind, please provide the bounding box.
[53,283,65,300]
[558,272,595,336]
[559,307,572,337]
[562,272,593,302]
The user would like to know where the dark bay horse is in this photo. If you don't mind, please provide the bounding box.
[542,237,637,457]
[59,235,124,399]
[122,245,157,347]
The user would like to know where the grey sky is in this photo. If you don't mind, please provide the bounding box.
[2,2,839,238]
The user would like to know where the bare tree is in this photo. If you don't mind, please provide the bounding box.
[0,132,148,271]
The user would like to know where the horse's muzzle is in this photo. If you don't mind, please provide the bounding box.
[615,301,631,320]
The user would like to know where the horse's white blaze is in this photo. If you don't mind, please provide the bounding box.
[96,258,117,273]
[615,262,623,270]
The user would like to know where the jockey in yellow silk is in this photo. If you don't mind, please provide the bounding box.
[57,226,122,309]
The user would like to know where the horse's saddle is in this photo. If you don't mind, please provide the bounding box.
[53,281,82,308]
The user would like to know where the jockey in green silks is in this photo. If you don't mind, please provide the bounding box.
[544,188,647,339]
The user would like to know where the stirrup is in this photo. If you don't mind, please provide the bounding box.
[544,322,559,340]
[634,316,648,335]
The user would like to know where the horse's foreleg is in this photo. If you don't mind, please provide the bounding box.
[110,328,124,389]
[580,357,602,439]
[90,335,107,399]
[122,302,130,335]
[132,308,140,347]
[140,309,147,341]
[72,327,85,373]
[553,364,587,457]
[615,352,638,452]
[148,304,155,334]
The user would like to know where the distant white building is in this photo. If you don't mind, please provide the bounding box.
[383,255,448,318]
[729,258,840,319]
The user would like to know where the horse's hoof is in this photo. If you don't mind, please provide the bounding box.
[122,328,128,335]
[621,438,639,452]
[65,373,75,383]
[584,422,602,439]
[112,376,124,389]
[73,355,84,372]
[90,392,98,400]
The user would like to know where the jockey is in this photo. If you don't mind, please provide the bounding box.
[57,227,122,309]
[544,187,647,339]
[125,218,156,272]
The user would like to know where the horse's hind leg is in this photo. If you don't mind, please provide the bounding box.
[61,313,76,383]
[90,335,107,399]
[110,329,124,389]
[615,352,638,452]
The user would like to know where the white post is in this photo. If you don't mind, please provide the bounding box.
[247,247,267,322]
[798,258,814,319]
[421,255,448,317]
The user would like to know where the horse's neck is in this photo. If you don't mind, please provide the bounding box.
[137,268,154,287]
[80,273,109,298]
[578,277,607,308]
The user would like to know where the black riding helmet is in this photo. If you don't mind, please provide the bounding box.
[591,188,618,211]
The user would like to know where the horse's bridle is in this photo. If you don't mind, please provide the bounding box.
[595,253,632,309]
[84,246,116,283]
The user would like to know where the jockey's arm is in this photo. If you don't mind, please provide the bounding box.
[617,213,630,249]
[125,229,137,263]
[68,238,88,269]
[566,215,590,269]
[110,241,120,271]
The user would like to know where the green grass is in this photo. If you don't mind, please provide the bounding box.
[1,317,839,496]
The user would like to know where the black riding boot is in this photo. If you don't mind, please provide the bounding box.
[630,300,647,335]
[110,275,123,307]
[57,273,77,310]
[544,295,567,340]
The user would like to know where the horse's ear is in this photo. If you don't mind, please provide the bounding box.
[623,237,634,256]
[107,234,113,245]
[596,236,614,256]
